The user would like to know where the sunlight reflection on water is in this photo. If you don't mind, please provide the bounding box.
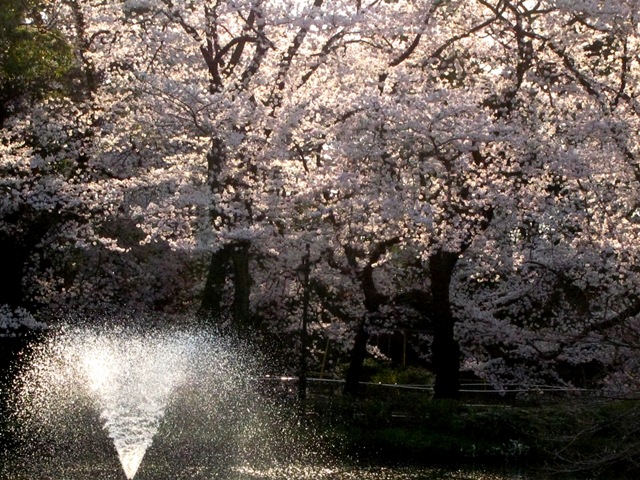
[3,462,526,480]
[234,465,527,480]
[230,464,523,479]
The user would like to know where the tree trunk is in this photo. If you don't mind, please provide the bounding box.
[231,241,253,331]
[342,241,398,396]
[343,321,369,396]
[429,250,461,400]
[198,245,231,326]
[198,241,254,333]
[343,262,387,396]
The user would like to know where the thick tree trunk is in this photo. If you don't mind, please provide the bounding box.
[343,322,369,396]
[231,241,253,330]
[342,241,399,396]
[343,261,388,396]
[429,250,461,400]
[198,246,231,326]
[198,241,253,332]
[201,134,256,331]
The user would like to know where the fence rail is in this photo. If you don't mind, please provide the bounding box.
[256,376,638,401]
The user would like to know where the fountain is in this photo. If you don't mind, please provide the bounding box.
[73,330,194,479]
[0,322,526,479]
[2,322,325,479]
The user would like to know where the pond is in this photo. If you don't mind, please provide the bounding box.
[2,457,529,480]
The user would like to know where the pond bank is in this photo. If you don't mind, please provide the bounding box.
[303,390,640,480]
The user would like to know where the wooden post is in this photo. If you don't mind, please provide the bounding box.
[298,243,311,403]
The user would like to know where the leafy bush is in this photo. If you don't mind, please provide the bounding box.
[370,364,435,386]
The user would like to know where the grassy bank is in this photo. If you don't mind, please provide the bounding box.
[304,389,640,479]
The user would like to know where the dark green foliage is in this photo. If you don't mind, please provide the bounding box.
[368,361,435,386]
[319,397,534,467]
[307,389,640,479]
[0,0,73,118]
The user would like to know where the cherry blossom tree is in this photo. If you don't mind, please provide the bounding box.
[450,0,640,392]
[3,0,640,400]
[1,0,207,322]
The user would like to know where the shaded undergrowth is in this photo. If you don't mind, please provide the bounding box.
[304,388,640,480]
